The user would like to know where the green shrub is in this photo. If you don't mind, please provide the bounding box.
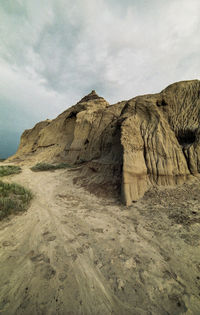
[0,165,22,177]
[0,181,33,220]
[30,162,71,172]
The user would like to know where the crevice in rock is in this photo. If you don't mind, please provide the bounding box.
[177,129,196,146]
[67,111,77,119]
[156,99,168,107]
[84,139,89,145]
[182,148,192,174]
[37,144,56,149]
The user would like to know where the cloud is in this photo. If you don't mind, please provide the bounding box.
[0,0,200,157]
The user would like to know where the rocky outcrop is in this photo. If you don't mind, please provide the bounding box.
[9,81,200,205]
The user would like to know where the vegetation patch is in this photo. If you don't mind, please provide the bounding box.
[0,181,33,220]
[30,162,72,172]
[0,165,22,177]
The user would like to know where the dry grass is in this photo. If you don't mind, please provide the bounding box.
[0,165,22,177]
[30,162,71,172]
[0,181,32,220]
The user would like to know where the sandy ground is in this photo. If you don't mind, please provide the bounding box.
[0,164,200,315]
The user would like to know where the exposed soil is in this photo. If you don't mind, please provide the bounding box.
[0,164,200,314]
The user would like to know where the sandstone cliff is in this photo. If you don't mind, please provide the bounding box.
[9,81,200,205]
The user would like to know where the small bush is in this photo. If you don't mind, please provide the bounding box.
[31,162,71,172]
[0,181,33,220]
[0,165,22,177]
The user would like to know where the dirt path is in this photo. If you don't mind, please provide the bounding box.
[0,166,200,314]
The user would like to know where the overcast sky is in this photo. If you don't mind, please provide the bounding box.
[0,0,200,158]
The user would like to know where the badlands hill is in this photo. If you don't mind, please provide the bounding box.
[9,80,200,205]
[1,80,200,315]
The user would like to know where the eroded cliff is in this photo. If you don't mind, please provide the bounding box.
[9,81,200,205]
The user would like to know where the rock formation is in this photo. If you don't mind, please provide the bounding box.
[9,80,200,205]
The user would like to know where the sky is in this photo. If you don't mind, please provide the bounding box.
[0,0,200,158]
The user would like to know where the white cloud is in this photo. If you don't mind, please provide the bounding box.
[0,59,68,118]
[0,0,200,156]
